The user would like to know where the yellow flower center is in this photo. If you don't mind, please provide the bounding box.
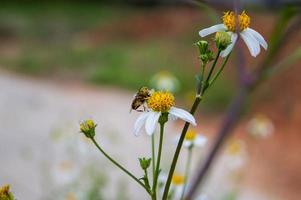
[222,11,250,32]
[171,174,185,186]
[147,91,175,112]
[185,129,197,141]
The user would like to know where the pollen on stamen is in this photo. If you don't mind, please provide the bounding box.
[147,91,175,112]
[222,10,250,32]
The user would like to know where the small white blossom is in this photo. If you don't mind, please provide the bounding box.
[199,11,267,57]
[133,91,196,136]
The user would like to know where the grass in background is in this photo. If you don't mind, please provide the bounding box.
[0,2,235,111]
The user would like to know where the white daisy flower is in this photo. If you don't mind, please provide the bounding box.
[52,160,79,186]
[199,11,267,57]
[134,91,196,136]
[158,173,185,200]
[150,71,180,93]
[224,139,247,171]
[175,129,207,148]
[247,114,274,139]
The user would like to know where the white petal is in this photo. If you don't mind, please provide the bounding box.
[220,33,238,57]
[158,173,168,183]
[169,107,196,126]
[168,113,178,121]
[199,24,226,37]
[183,140,193,148]
[145,112,161,135]
[134,112,149,136]
[173,135,181,145]
[194,135,207,147]
[174,185,184,199]
[240,30,260,57]
[246,28,268,50]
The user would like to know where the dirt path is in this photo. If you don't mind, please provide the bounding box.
[0,72,276,200]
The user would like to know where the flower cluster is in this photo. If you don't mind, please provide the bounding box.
[76,9,268,200]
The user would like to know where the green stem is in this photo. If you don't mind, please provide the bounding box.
[144,168,151,190]
[91,138,151,195]
[162,49,230,200]
[162,96,202,200]
[180,146,193,200]
[152,134,156,181]
[152,120,166,200]
[204,50,221,89]
[208,53,231,88]
[198,62,207,95]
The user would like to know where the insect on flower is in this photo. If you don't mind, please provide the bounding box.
[130,86,153,112]
[133,90,196,136]
[199,11,268,57]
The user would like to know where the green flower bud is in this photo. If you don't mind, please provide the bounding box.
[80,119,97,138]
[195,40,208,55]
[215,31,231,51]
[199,50,214,64]
[195,40,214,64]
[0,185,14,200]
[139,157,151,170]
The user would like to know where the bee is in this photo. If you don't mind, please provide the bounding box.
[130,87,152,112]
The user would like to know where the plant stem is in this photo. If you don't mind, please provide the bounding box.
[144,168,151,190]
[186,86,249,199]
[152,134,156,180]
[152,120,166,200]
[162,96,201,200]
[204,50,221,89]
[180,146,193,200]
[163,51,230,200]
[90,138,151,195]
[208,53,231,88]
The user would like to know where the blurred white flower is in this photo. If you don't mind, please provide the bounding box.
[150,71,180,93]
[196,194,209,200]
[247,114,274,139]
[224,139,247,171]
[158,173,185,200]
[52,160,79,186]
[174,129,207,148]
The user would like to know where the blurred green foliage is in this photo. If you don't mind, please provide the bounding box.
[0,2,235,111]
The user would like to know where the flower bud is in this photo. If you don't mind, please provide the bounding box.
[195,40,214,64]
[215,31,231,51]
[0,185,14,200]
[195,40,208,55]
[80,119,97,138]
[199,50,214,64]
[139,157,151,170]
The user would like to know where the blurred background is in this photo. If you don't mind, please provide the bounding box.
[0,0,300,199]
